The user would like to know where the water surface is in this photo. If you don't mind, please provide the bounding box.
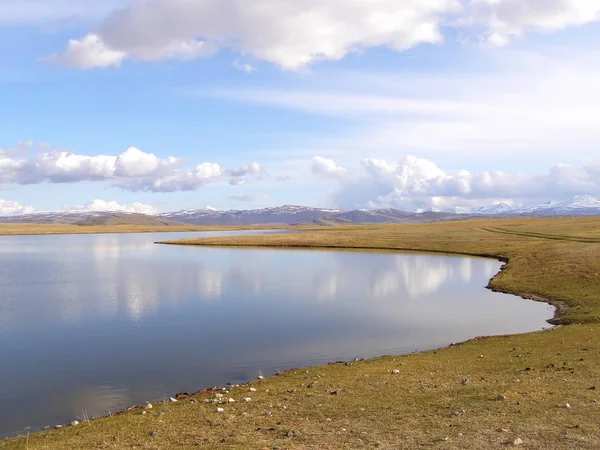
[0,231,553,437]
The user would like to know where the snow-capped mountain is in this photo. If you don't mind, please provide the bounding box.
[157,205,344,226]
[474,195,600,216]
[473,203,515,215]
[1,196,599,226]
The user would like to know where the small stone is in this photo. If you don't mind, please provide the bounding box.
[588,386,596,390]
[265,411,273,416]
[461,378,470,385]
[144,402,153,409]
[512,437,523,446]
[169,397,177,403]
[55,425,63,429]
[140,411,147,415]
[392,370,400,374]
[330,390,340,395]
[286,430,296,438]
[440,437,449,441]
[228,398,235,403]
[150,431,159,437]
[215,393,224,399]
[480,355,485,358]
[558,402,572,409]
[216,407,225,413]
[249,387,257,392]
[244,397,252,402]
[258,376,265,380]
[458,433,463,438]
[496,394,507,401]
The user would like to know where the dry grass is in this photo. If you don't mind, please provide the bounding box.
[2,217,600,449]
[0,224,289,236]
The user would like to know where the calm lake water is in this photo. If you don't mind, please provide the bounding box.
[0,231,554,438]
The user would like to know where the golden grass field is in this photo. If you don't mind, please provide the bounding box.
[1,217,599,449]
[0,223,286,236]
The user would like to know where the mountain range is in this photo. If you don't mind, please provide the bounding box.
[1,195,599,226]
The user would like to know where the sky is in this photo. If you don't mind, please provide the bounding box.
[1,0,600,215]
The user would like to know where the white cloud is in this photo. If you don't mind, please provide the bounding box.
[0,143,227,192]
[44,34,127,69]
[312,156,347,179]
[0,199,35,216]
[320,155,600,211]
[233,60,257,73]
[470,0,600,45]
[227,162,264,186]
[47,0,600,70]
[72,199,158,215]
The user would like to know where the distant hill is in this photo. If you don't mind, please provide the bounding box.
[158,205,460,226]
[0,211,186,227]
[1,195,599,227]
[74,213,186,227]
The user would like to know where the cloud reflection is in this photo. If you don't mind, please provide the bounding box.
[0,234,503,328]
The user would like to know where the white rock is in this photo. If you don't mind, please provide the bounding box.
[244,397,252,402]
[169,397,177,403]
[216,407,224,413]
[70,421,79,426]
[144,402,153,409]
[558,402,572,409]
[496,394,507,401]
[258,376,264,380]
[392,370,400,374]
[249,388,257,392]
[55,425,63,429]
[215,393,224,399]
[228,398,235,403]
[513,437,524,446]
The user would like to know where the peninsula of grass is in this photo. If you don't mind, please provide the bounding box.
[2,217,599,449]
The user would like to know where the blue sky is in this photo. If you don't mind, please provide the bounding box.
[1,0,600,215]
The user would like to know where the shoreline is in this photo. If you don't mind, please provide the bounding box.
[3,218,599,449]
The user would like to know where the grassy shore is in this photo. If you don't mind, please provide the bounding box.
[2,217,600,449]
[0,223,288,236]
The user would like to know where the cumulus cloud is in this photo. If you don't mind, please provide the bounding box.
[312,156,347,179]
[71,199,158,215]
[0,144,226,192]
[47,0,600,70]
[319,155,600,211]
[227,162,264,186]
[470,0,600,45]
[0,199,35,216]
[44,34,127,69]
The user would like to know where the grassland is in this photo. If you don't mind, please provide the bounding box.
[2,217,599,449]
[0,223,287,236]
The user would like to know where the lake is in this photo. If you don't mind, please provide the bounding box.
[0,231,554,438]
